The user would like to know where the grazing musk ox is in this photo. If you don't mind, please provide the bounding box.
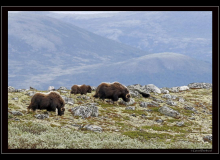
[27,91,65,116]
[93,82,131,103]
[70,84,92,95]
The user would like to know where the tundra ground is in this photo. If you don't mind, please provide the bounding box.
[8,88,212,149]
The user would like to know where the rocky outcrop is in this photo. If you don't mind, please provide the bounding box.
[83,124,102,133]
[69,103,98,118]
[188,83,212,89]
[158,106,180,118]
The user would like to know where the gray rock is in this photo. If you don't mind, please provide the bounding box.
[29,86,36,90]
[91,86,97,91]
[11,111,23,116]
[178,86,189,91]
[127,84,150,98]
[140,102,149,108]
[60,90,68,93]
[188,117,195,120]
[148,101,160,107]
[184,104,197,112]
[57,86,68,90]
[12,97,19,101]
[129,90,141,98]
[48,86,55,91]
[166,99,177,106]
[161,89,169,94]
[61,96,74,104]
[188,83,212,89]
[70,105,98,118]
[151,97,164,103]
[169,87,179,93]
[178,97,185,102]
[158,106,180,118]
[176,121,184,126]
[162,94,172,99]
[120,98,135,106]
[8,86,16,92]
[155,119,164,123]
[35,114,49,119]
[25,91,36,96]
[84,124,102,133]
[143,84,161,94]
[125,106,135,110]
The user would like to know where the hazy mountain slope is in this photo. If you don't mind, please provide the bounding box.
[8,12,212,90]
[47,11,212,63]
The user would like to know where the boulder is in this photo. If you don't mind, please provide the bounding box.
[127,84,150,98]
[57,86,68,90]
[169,87,179,93]
[161,89,169,94]
[61,96,74,104]
[188,83,212,89]
[143,84,161,94]
[10,111,23,116]
[83,124,102,133]
[158,106,180,118]
[166,99,177,106]
[70,104,98,118]
[178,86,189,91]
[35,114,49,119]
[25,91,36,96]
[120,98,135,106]
[48,86,55,91]
[8,86,16,92]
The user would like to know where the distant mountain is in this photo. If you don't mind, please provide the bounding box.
[46,11,212,63]
[8,12,212,90]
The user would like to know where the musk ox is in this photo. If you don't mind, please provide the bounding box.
[93,82,131,103]
[70,84,92,95]
[27,91,65,116]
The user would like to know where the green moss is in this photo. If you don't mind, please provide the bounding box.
[123,130,173,141]
[142,124,188,133]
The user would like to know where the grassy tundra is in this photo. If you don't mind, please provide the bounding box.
[8,87,212,149]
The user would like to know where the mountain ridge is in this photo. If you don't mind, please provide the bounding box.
[8,12,212,90]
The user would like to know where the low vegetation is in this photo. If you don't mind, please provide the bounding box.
[8,88,212,149]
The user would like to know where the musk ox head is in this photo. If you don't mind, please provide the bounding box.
[58,107,65,116]
[122,93,131,102]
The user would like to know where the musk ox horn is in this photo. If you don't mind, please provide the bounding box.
[126,94,130,99]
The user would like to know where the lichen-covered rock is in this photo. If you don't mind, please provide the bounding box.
[178,86,189,91]
[48,86,55,91]
[161,89,169,94]
[10,111,23,116]
[83,124,102,133]
[188,83,212,89]
[61,96,74,104]
[35,114,49,119]
[70,104,98,118]
[166,99,177,106]
[120,98,135,106]
[25,91,36,96]
[143,84,161,94]
[57,86,68,90]
[8,86,16,92]
[169,87,179,93]
[158,106,180,118]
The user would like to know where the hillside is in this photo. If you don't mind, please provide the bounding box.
[8,12,212,90]
[46,11,212,63]
[8,83,212,149]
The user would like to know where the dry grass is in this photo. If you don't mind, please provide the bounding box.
[8,88,212,149]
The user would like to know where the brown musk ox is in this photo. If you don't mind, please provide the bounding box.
[70,84,92,95]
[93,82,131,103]
[27,91,65,116]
